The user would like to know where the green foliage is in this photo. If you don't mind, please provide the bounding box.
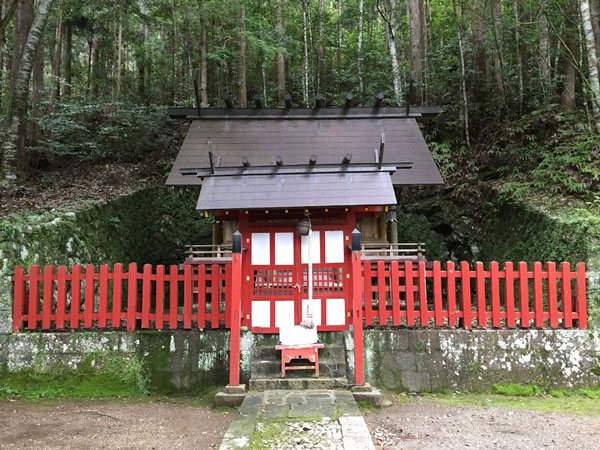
[30,101,178,162]
[492,383,543,397]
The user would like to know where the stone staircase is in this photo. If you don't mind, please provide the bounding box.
[249,333,350,391]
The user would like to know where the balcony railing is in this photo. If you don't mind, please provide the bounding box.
[361,242,426,261]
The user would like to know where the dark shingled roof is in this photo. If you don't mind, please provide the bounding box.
[166,117,443,187]
[196,172,397,211]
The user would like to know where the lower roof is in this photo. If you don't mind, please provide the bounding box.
[196,172,397,211]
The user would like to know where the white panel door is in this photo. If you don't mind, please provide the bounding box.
[301,299,322,326]
[252,301,271,327]
[251,233,270,265]
[326,298,346,326]
[301,231,321,264]
[275,301,295,329]
[275,232,294,265]
[325,230,344,263]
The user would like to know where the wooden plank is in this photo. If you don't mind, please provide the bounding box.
[364,262,374,326]
[490,262,501,328]
[42,265,54,330]
[377,261,387,325]
[155,265,165,330]
[197,265,206,329]
[56,266,67,329]
[533,262,544,328]
[460,262,472,329]
[560,262,573,327]
[142,264,152,328]
[13,266,25,332]
[98,265,109,328]
[127,263,137,331]
[418,262,428,326]
[390,261,401,325]
[169,265,179,329]
[70,265,81,329]
[211,264,220,328]
[405,262,415,326]
[475,262,486,327]
[518,262,530,328]
[576,263,587,329]
[184,264,193,328]
[546,262,558,328]
[28,265,40,330]
[505,262,516,328]
[84,265,95,328]
[112,264,123,328]
[432,261,443,326]
[446,262,456,327]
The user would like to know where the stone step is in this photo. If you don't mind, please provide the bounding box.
[249,377,351,391]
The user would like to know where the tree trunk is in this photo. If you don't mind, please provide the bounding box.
[301,0,309,106]
[513,0,524,114]
[490,0,505,96]
[561,1,578,109]
[48,0,63,109]
[580,0,600,123]
[455,0,470,149]
[357,0,364,97]
[115,16,123,96]
[538,5,551,95]
[2,0,54,183]
[408,0,425,104]
[238,3,247,107]
[63,20,71,96]
[470,0,486,101]
[31,25,43,144]
[199,2,208,106]
[336,0,342,73]
[317,0,326,95]
[588,0,600,70]
[379,0,401,101]
[88,35,99,96]
[275,0,285,105]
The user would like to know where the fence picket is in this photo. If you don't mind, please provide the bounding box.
[127,263,137,331]
[432,262,443,326]
[405,262,415,326]
[155,265,165,329]
[391,261,401,325]
[460,262,471,328]
[42,265,53,330]
[518,262,530,328]
[184,265,192,328]
[418,262,428,326]
[13,266,25,332]
[547,262,558,328]
[363,262,374,326]
[142,264,152,328]
[490,262,500,328]
[112,264,123,328]
[169,265,178,330]
[197,265,206,329]
[377,261,387,325]
[446,262,456,327]
[70,265,81,329]
[561,262,573,328]
[84,265,95,329]
[577,263,587,329]
[225,264,232,328]
[211,264,219,328]
[28,265,40,330]
[533,262,544,328]
[505,262,516,328]
[98,264,109,328]
[475,262,486,327]
[56,266,67,329]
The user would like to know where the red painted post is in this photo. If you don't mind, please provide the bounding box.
[98,264,109,328]
[56,266,67,329]
[447,262,456,327]
[184,264,192,329]
[197,265,206,329]
[363,261,373,326]
[418,261,428,326]
[155,265,165,330]
[229,250,243,386]
[405,261,415,326]
[533,262,544,328]
[84,265,95,328]
[460,261,472,329]
[377,261,386,325]
[547,262,558,328]
[28,265,40,330]
[351,250,365,386]
[505,262,516,328]
[42,265,54,330]
[112,264,123,328]
[225,264,232,328]
[490,262,500,328]
[169,264,178,329]
[475,262,486,327]
[13,266,25,332]
[576,263,587,329]
[127,263,138,331]
[70,265,81,329]
[211,264,220,328]
[390,261,401,325]
[561,262,573,328]
[142,264,152,328]
[518,262,530,328]
[432,261,443,326]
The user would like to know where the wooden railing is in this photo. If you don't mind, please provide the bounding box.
[361,242,426,261]
[361,260,587,329]
[12,263,232,332]
[185,244,232,261]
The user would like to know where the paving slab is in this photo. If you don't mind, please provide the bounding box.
[218,390,375,450]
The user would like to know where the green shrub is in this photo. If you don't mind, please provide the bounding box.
[492,383,543,397]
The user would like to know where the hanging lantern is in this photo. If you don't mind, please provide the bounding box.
[296,217,310,236]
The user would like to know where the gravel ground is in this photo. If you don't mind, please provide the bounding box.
[364,398,600,450]
[0,399,232,450]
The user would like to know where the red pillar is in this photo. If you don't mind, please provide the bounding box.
[229,232,243,386]
[351,249,365,386]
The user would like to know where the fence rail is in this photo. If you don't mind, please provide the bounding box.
[12,263,231,332]
[361,261,587,329]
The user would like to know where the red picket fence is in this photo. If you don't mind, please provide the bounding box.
[12,263,231,332]
[361,261,587,329]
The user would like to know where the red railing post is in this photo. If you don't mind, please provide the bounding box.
[70,265,81,329]
[42,265,54,330]
[27,265,40,330]
[561,262,573,328]
[432,261,443,326]
[13,266,25,332]
[155,265,165,330]
[576,263,587,329]
[112,263,123,328]
[169,264,178,329]
[98,264,109,328]
[229,231,243,386]
[518,262,530,328]
[490,262,501,328]
[533,262,544,328]
[56,266,67,329]
[84,264,95,328]
[351,229,365,386]
[547,262,558,328]
[127,263,138,331]
[505,262,516,328]
[446,262,456,327]
[142,264,152,329]
[460,261,472,328]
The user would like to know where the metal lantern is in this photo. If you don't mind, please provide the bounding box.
[296,217,310,236]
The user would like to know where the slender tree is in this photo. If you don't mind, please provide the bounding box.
[378,0,401,101]
[301,0,309,106]
[275,0,285,105]
[580,0,600,124]
[317,0,326,95]
[48,0,63,108]
[238,3,247,107]
[408,0,425,104]
[198,0,208,106]
[357,0,364,97]
[470,0,486,101]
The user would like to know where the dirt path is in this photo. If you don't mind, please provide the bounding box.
[0,399,232,450]
[364,398,600,450]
